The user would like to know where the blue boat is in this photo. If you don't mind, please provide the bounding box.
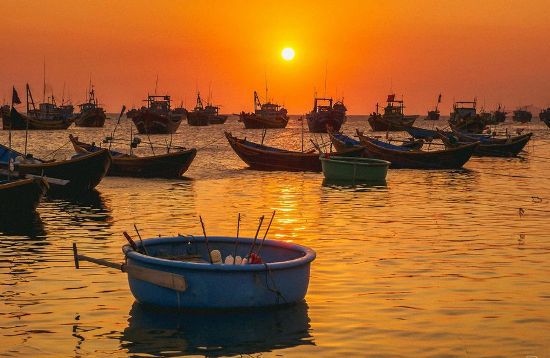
[403,126,442,140]
[116,236,316,309]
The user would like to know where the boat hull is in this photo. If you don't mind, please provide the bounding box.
[425,111,440,120]
[0,144,111,194]
[186,111,210,126]
[70,135,197,178]
[306,112,345,133]
[2,107,74,130]
[357,132,477,169]
[239,113,288,129]
[0,177,48,213]
[367,114,417,131]
[444,129,532,157]
[320,156,389,182]
[123,236,316,309]
[74,109,106,127]
[132,111,184,134]
[225,132,321,172]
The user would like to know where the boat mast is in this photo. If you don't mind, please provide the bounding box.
[43,57,46,104]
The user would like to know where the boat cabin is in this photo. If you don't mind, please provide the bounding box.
[313,98,334,113]
[452,101,477,118]
[145,95,171,113]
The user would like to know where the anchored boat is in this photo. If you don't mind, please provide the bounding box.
[368,94,418,131]
[2,84,74,130]
[70,135,196,178]
[320,155,390,182]
[0,177,48,214]
[73,235,316,309]
[306,97,347,133]
[356,130,477,169]
[187,92,228,126]
[132,95,186,134]
[425,94,442,120]
[512,107,532,123]
[74,84,106,127]
[239,91,289,129]
[540,108,550,128]
[449,100,486,133]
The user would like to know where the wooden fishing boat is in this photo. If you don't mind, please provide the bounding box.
[73,235,316,309]
[306,97,347,133]
[541,108,550,128]
[439,127,532,157]
[2,84,75,130]
[239,91,288,129]
[0,143,111,194]
[492,105,507,123]
[132,95,186,134]
[320,156,390,182]
[225,132,322,171]
[187,92,227,126]
[512,108,532,123]
[356,130,477,169]
[449,100,486,133]
[69,135,197,178]
[368,96,418,131]
[425,94,442,120]
[402,125,445,141]
[0,177,48,214]
[329,132,423,153]
[74,85,106,127]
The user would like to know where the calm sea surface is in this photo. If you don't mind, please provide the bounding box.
[1,115,550,357]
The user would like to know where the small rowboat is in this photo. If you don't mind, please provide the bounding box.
[402,126,444,141]
[320,155,390,182]
[356,130,478,169]
[73,236,316,309]
[329,132,423,153]
[0,143,111,194]
[438,128,532,157]
[69,135,197,178]
[0,177,48,214]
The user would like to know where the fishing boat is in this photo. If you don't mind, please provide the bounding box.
[439,127,532,157]
[187,92,228,126]
[449,100,486,133]
[73,234,316,309]
[492,105,507,123]
[74,85,106,127]
[225,132,322,171]
[0,143,111,194]
[368,94,418,131]
[512,107,532,123]
[306,97,347,133]
[320,155,390,182]
[356,130,477,169]
[0,177,48,214]
[69,135,197,178]
[540,108,550,128]
[329,132,423,152]
[402,125,445,141]
[2,85,74,130]
[132,95,186,134]
[239,91,288,129]
[425,94,442,120]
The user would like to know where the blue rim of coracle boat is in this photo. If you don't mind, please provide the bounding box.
[122,236,316,271]
[319,155,391,166]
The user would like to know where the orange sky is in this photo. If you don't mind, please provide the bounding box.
[1,0,549,114]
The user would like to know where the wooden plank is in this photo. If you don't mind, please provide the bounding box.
[123,264,187,292]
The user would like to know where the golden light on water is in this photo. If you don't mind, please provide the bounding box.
[281,47,295,61]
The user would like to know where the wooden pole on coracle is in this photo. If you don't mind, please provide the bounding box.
[256,210,276,256]
[199,216,213,263]
[247,215,265,260]
[232,213,241,265]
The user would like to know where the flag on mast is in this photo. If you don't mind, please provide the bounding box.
[12,87,21,105]
[387,94,395,102]
[437,93,442,103]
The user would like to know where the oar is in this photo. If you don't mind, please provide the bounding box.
[232,213,241,265]
[256,210,276,256]
[123,231,139,251]
[72,243,186,292]
[246,215,265,260]
[199,216,213,263]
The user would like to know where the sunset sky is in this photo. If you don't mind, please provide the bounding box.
[2,0,549,114]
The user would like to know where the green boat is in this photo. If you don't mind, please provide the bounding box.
[320,155,390,182]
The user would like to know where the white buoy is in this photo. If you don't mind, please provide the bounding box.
[241,258,248,265]
[224,255,234,265]
[235,256,243,265]
[210,250,222,264]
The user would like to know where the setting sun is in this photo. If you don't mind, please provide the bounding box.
[281,47,295,61]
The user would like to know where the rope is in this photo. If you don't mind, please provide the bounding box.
[43,140,70,158]
[263,263,287,304]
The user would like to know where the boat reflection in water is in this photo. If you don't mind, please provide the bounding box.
[322,178,388,191]
[122,301,314,357]
[0,211,46,238]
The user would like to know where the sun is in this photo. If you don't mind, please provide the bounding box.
[281,47,295,61]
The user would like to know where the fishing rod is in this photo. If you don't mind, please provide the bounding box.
[256,210,276,257]
[109,105,126,150]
